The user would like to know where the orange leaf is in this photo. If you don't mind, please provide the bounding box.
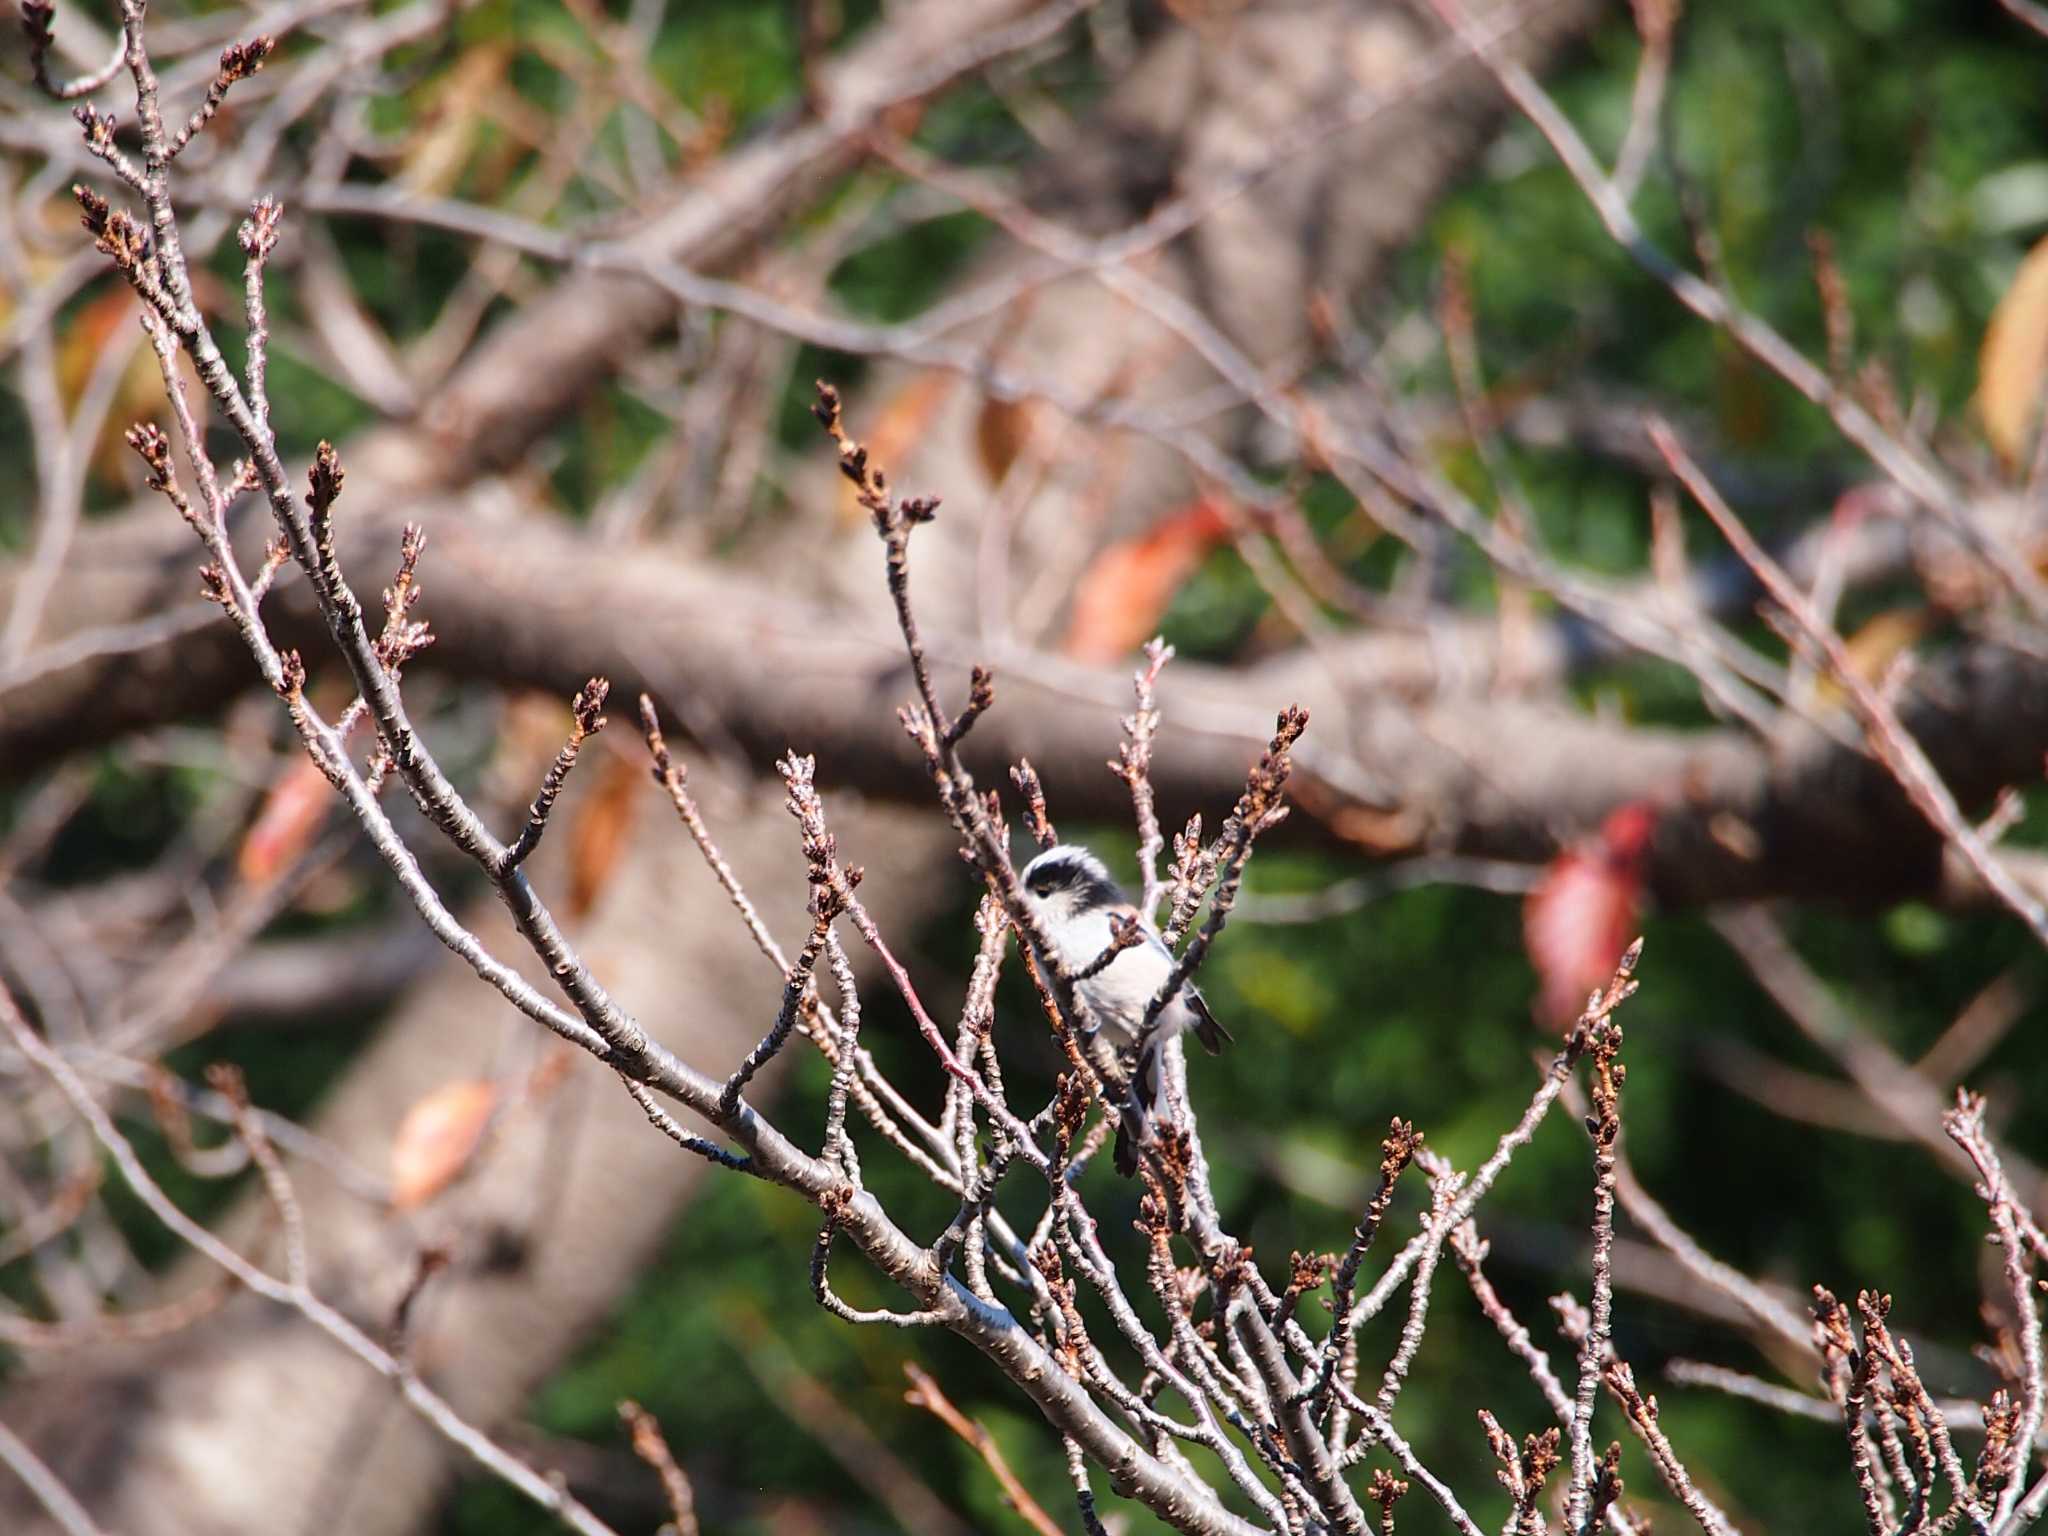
[236,756,335,885]
[1062,497,1233,664]
[54,287,133,403]
[390,1079,497,1209]
[1523,804,1655,1029]
[567,753,641,919]
[1979,234,2048,466]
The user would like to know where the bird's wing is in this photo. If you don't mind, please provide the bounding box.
[1130,923,1231,1053]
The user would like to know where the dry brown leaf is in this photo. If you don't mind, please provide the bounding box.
[236,756,334,886]
[54,287,132,403]
[974,393,1037,485]
[1979,234,2048,466]
[1324,802,1428,854]
[1062,496,1232,664]
[567,752,641,919]
[486,691,581,805]
[390,1079,497,1209]
[527,1043,578,1099]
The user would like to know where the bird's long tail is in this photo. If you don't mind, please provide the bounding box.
[1113,1038,1169,1177]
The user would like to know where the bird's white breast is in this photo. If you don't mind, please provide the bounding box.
[1061,913,1185,1049]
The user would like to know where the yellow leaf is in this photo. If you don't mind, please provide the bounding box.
[1814,606,1931,706]
[398,43,512,197]
[1979,235,2048,466]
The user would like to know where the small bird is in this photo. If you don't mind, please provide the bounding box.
[1016,844,1232,1175]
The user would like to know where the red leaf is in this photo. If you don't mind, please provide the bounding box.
[1523,803,1656,1029]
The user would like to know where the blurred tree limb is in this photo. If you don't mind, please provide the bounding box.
[5,486,2043,912]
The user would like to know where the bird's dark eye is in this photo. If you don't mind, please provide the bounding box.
[1027,870,1058,897]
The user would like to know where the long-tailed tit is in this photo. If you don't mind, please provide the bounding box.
[1017,844,1231,1175]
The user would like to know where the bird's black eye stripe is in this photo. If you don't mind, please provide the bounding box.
[1027,868,1061,897]
[1072,871,1121,909]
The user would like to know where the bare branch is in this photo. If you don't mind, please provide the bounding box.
[1566,1012,1627,1530]
[503,678,610,873]
[617,1401,700,1536]
[21,0,125,100]
[0,1417,108,1536]
[903,1362,1065,1536]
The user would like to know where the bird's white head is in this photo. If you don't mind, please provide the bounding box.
[1018,843,1125,923]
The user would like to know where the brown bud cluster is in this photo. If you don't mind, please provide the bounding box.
[275,649,307,698]
[306,440,345,514]
[71,103,115,151]
[239,195,283,260]
[125,422,176,492]
[570,678,610,739]
[73,184,152,274]
[217,36,276,84]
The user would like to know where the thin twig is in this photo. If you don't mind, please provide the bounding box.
[0,1416,107,1536]
[903,1362,1065,1536]
[1948,1094,2045,1531]
[1567,1016,1627,1531]
[618,1401,700,1536]
[1432,0,2048,619]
